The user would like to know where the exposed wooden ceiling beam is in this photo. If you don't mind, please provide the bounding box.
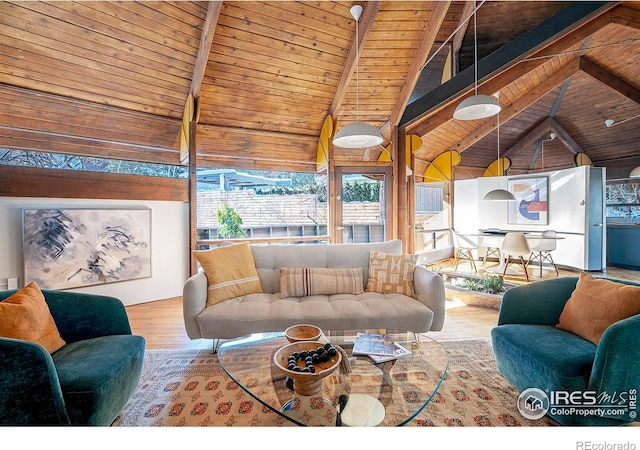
[190,1,223,99]
[504,117,554,159]
[390,1,451,128]
[401,1,614,134]
[329,1,380,117]
[580,56,640,105]
[611,4,640,30]
[550,117,583,155]
[451,0,476,66]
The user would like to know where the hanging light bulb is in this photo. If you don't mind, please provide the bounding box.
[454,1,501,121]
[333,5,384,149]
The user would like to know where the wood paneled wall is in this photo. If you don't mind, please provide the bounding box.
[0,166,188,202]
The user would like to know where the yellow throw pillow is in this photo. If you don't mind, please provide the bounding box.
[194,242,263,307]
[279,267,364,298]
[556,272,640,344]
[365,250,417,298]
[0,282,66,353]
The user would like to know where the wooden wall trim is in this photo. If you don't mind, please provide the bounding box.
[0,166,188,202]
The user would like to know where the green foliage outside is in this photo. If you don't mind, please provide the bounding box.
[216,204,247,239]
[448,274,507,294]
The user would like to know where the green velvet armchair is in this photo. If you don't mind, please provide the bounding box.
[491,277,640,426]
[0,289,145,425]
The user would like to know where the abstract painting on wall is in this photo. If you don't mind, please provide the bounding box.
[507,177,548,225]
[22,208,151,289]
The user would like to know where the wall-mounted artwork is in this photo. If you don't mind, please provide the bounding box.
[23,208,151,289]
[507,177,548,225]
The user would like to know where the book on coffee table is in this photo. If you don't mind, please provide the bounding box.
[352,333,395,356]
[368,342,412,363]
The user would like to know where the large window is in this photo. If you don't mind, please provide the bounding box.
[196,168,328,245]
[414,181,451,253]
[0,149,187,178]
[606,180,640,223]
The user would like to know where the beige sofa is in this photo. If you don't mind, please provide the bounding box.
[183,240,445,347]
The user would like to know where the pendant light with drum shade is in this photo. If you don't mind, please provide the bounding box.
[333,5,384,149]
[483,112,515,201]
[453,1,501,121]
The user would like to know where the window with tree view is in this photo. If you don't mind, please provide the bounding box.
[606,180,640,223]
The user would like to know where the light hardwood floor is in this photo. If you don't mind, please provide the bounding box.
[126,259,640,351]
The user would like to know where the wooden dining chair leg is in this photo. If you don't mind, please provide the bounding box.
[520,256,529,282]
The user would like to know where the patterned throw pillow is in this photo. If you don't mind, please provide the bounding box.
[365,250,417,298]
[194,242,263,307]
[279,267,364,298]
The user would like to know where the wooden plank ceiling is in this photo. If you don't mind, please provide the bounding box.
[1,1,639,179]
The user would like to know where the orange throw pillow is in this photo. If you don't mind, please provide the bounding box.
[556,272,640,344]
[0,282,66,353]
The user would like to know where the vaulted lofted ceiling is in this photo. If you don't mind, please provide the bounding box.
[1,1,639,180]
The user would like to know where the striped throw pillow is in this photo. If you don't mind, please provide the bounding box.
[365,250,417,298]
[194,243,263,307]
[279,267,364,298]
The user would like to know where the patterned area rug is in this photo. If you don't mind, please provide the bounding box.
[112,339,558,427]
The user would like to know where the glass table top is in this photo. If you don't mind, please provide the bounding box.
[217,330,449,426]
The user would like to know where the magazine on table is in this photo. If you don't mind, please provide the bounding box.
[368,342,413,363]
[352,333,396,356]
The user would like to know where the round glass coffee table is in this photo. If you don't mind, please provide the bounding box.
[217,329,448,426]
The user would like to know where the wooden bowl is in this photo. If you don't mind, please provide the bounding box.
[284,324,323,343]
[273,341,341,396]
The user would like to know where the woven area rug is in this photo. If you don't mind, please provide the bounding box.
[112,339,558,427]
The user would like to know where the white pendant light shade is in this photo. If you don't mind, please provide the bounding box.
[483,189,515,201]
[454,1,501,121]
[332,4,383,150]
[630,166,640,178]
[333,122,384,148]
[454,94,501,120]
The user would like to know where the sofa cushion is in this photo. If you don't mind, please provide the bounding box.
[194,242,263,307]
[251,240,403,294]
[491,324,596,394]
[0,282,66,353]
[556,272,640,344]
[196,292,434,339]
[365,251,417,298]
[52,334,145,425]
[279,267,363,298]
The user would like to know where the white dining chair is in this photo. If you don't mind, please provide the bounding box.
[451,229,478,273]
[528,230,559,277]
[500,232,531,282]
[481,235,502,266]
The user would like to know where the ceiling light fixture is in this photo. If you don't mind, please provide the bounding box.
[630,166,640,178]
[483,112,515,201]
[333,5,383,149]
[454,0,501,121]
[604,113,640,128]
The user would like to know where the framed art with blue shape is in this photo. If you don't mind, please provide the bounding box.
[507,177,548,225]
[22,208,151,289]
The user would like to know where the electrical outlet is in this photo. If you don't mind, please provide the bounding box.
[7,277,18,290]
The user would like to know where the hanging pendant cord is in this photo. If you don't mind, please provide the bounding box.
[473,0,478,96]
[355,14,360,123]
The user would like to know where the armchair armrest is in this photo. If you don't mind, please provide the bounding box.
[590,314,640,408]
[43,290,132,343]
[183,272,208,339]
[413,265,446,331]
[0,338,70,425]
[497,277,579,326]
